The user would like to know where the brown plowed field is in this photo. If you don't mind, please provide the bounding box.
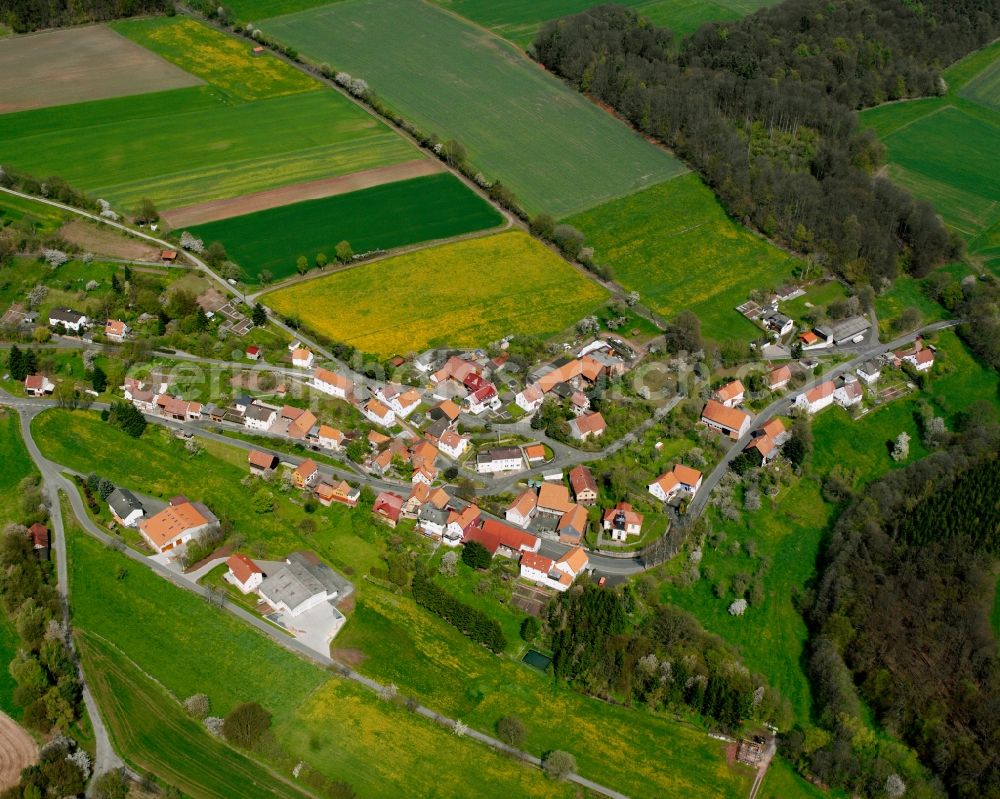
[59,220,161,261]
[161,158,444,228]
[0,26,202,114]
[0,712,37,790]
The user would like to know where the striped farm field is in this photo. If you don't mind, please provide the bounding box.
[0,17,418,211]
[262,231,609,357]
[186,173,503,283]
[567,173,801,341]
[262,0,685,216]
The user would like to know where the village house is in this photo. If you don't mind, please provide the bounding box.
[419,504,450,538]
[313,367,352,400]
[23,374,55,396]
[286,409,317,440]
[648,464,704,503]
[568,411,606,441]
[745,419,788,464]
[505,490,538,528]
[833,374,863,407]
[569,465,598,505]
[104,319,129,343]
[569,391,590,417]
[373,491,404,528]
[224,553,264,594]
[123,379,156,412]
[761,309,793,338]
[713,379,745,408]
[524,444,546,464]
[795,381,836,414]
[291,347,314,369]
[437,429,469,459]
[519,546,589,592]
[768,365,792,390]
[464,382,502,415]
[412,463,438,486]
[368,430,391,450]
[895,339,934,371]
[315,480,360,508]
[430,355,481,386]
[138,496,217,554]
[248,450,279,476]
[856,360,882,385]
[317,425,344,451]
[363,398,396,428]
[244,403,278,431]
[515,384,544,413]
[293,459,319,489]
[536,482,575,517]
[155,395,202,421]
[557,504,589,545]
[476,447,523,474]
[107,487,145,527]
[27,523,49,559]
[48,308,88,333]
[701,399,752,439]
[377,385,422,418]
[402,483,431,518]
[464,518,540,558]
[444,504,481,545]
[257,552,342,618]
[245,345,261,361]
[429,399,461,425]
[602,502,644,541]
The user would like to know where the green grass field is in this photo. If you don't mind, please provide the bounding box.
[262,231,609,357]
[567,174,801,341]
[261,0,686,216]
[873,274,948,335]
[78,634,313,799]
[433,0,782,49]
[860,41,1000,275]
[0,18,417,211]
[187,173,503,283]
[68,531,576,799]
[0,192,71,234]
[217,0,340,21]
[334,586,753,799]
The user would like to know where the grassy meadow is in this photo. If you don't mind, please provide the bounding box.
[262,0,686,216]
[567,174,801,341]
[0,17,417,211]
[187,173,503,283]
[262,231,609,357]
[68,531,577,799]
[433,0,782,49]
[0,191,72,235]
[860,40,1000,275]
[873,274,949,335]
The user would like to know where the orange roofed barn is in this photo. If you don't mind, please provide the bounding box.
[139,497,217,554]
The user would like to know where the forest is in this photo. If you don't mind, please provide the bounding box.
[532,0,1000,286]
[801,419,1000,799]
[0,0,169,32]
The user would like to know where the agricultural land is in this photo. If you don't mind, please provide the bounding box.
[186,173,504,283]
[432,0,783,49]
[0,17,419,211]
[261,0,686,216]
[0,25,200,114]
[566,173,802,341]
[861,40,1000,275]
[261,230,609,357]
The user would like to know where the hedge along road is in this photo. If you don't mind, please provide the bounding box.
[2,395,630,799]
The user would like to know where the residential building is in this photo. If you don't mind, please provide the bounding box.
[602,502,643,541]
[569,391,590,416]
[505,490,537,528]
[464,383,501,415]
[419,505,450,539]
[224,553,264,594]
[515,384,544,413]
[537,482,574,516]
[378,385,421,418]
[438,429,469,459]
[257,552,341,617]
[317,425,344,451]
[291,347,314,369]
[27,523,49,558]
[138,497,216,554]
[674,464,703,494]
[445,505,481,543]
[701,399,752,439]
[713,379,745,408]
[649,464,703,503]
[315,480,359,508]
[107,488,145,527]
[569,465,598,505]
[293,459,319,489]
[48,308,87,332]
[464,519,540,557]
[768,365,791,390]
[523,444,546,463]
[476,447,523,474]
[429,399,461,424]
[104,319,129,342]
[895,340,934,372]
[373,491,404,528]
[557,504,589,545]
[761,309,793,337]
[24,374,55,396]
[313,367,352,400]
[568,411,606,441]
[412,464,438,486]
[287,409,317,440]
[795,381,836,414]
[834,374,863,407]
[363,399,396,427]
[245,345,261,361]
[519,546,588,592]
[856,360,881,385]
[244,404,278,431]
[431,355,480,385]
[155,395,202,421]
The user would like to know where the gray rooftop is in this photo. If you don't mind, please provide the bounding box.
[477,447,522,464]
[244,405,277,422]
[49,308,85,323]
[107,488,143,518]
[259,553,347,614]
[418,505,449,526]
[816,315,870,343]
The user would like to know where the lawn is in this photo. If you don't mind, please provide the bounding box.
[956,39,1000,113]
[0,611,18,718]
[261,231,609,357]
[566,174,801,341]
[69,532,576,799]
[78,633,314,799]
[186,173,503,283]
[923,328,1000,418]
[0,410,36,527]
[433,0,782,49]
[334,586,754,799]
[0,17,417,211]
[781,280,847,321]
[0,191,71,234]
[873,274,948,335]
[219,0,342,21]
[261,0,686,216]
[31,409,383,573]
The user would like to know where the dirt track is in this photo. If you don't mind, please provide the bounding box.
[161,159,445,228]
[0,712,37,791]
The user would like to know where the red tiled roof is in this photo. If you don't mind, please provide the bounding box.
[701,399,751,432]
[227,553,262,584]
[714,379,745,403]
[569,465,597,496]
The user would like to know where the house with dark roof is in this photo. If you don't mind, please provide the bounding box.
[107,487,145,528]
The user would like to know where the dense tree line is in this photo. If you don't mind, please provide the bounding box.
[799,417,1000,798]
[411,570,507,653]
[531,0,997,286]
[0,0,170,32]
[548,584,789,730]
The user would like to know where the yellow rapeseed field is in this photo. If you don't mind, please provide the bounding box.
[263,231,609,358]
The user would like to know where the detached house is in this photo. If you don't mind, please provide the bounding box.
[24,374,55,396]
[438,429,469,459]
[107,488,144,528]
[313,367,352,400]
[244,403,278,431]
[373,491,404,528]
[293,459,319,489]
[104,319,129,342]
[363,399,396,428]
[317,425,344,451]
[138,497,217,554]
[713,379,745,408]
[378,385,421,418]
[315,480,359,508]
[701,399,752,439]
[464,383,501,415]
[768,365,791,391]
[505,490,538,528]
[515,384,544,413]
[224,553,264,594]
[568,411,606,441]
[856,360,881,385]
[476,447,523,474]
[569,465,598,505]
[248,449,279,475]
[48,308,87,333]
[649,464,703,503]
[834,374,863,408]
[291,347,314,369]
[557,504,589,545]
[519,546,589,592]
[795,381,836,414]
[602,502,643,541]
[895,340,934,372]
